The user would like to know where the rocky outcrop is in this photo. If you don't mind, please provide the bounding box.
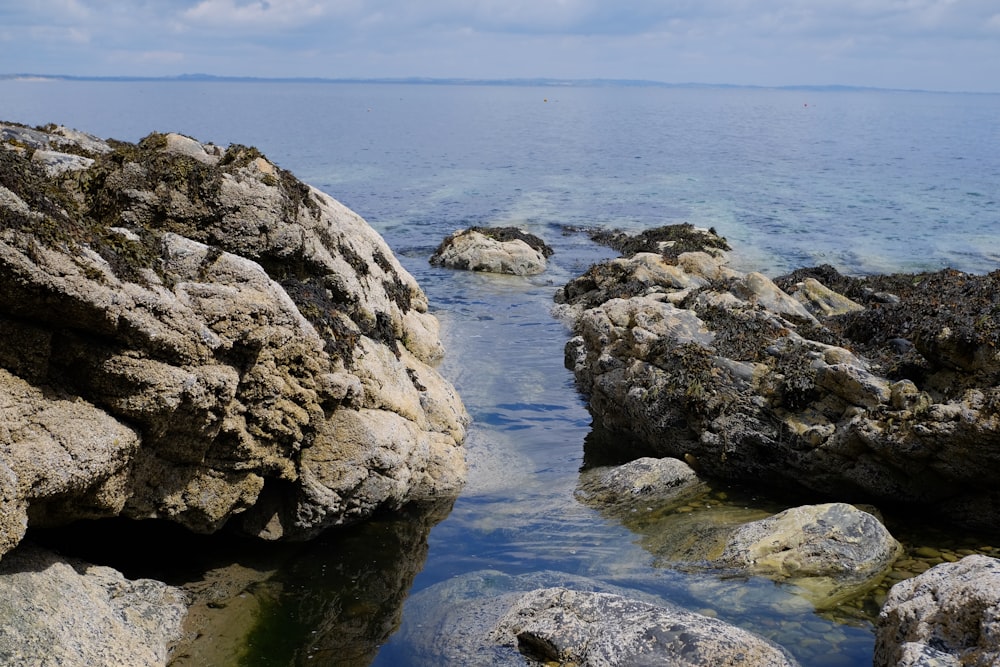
[0,121,468,557]
[875,555,1000,666]
[575,456,705,510]
[557,224,1000,529]
[430,226,552,275]
[0,543,187,667]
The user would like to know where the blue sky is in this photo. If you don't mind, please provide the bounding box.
[2,0,998,92]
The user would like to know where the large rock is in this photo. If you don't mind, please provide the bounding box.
[399,570,799,666]
[717,503,901,607]
[0,121,468,556]
[558,224,1000,529]
[490,587,799,666]
[430,226,552,275]
[875,555,1000,667]
[0,544,187,667]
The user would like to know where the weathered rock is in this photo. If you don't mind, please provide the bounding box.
[0,543,187,667]
[491,587,799,666]
[0,121,468,556]
[576,456,704,510]
[717,503,901,607]
[399,570,799,666]
[875,555,1000,667]
[559,225,1000,529]
[430,226,552,275]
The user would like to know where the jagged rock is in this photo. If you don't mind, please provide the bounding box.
[0,121,468,556]
[430,226,552,275]
[717,503,901,607]
[0,544,187,667]
[875,555,1000,667]
[558,225,1000,529]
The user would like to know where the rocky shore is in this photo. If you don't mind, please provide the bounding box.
[3,119,999,666]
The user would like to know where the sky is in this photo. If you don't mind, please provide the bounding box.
[1,0,998,93]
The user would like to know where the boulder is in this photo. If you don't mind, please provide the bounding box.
[398,570,799,666]
[0,544,187,667]
[558,225,1000,529]
[430,226,552,275]
[490,587,799,666]
[717,503,901,607]
[575,456,704,510]
[875,554,1000,667]
[0,121,468,556]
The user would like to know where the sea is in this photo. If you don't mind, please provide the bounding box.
[3,79,1000,666]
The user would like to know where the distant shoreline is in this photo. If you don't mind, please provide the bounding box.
[1,73,992,96]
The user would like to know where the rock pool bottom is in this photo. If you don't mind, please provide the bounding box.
[30,236,1000,666]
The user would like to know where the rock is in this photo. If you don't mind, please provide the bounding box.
[492,587,799,666]
[718,503,901,607]
[0,121,468,556]
[560,227,1000,529]
[0,543,187,667]
[875,554,1000,667]
[576,456,704,510]
[399,570,799,666]
[430,226,552,275]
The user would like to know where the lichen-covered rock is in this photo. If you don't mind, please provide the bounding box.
[558,224,1000,529]
[0,121,468,556]
[875,555,1000,667]
[717,503,901,607]
[430,226,552,275]
[0,544,187,667]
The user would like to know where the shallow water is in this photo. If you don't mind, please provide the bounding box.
[5,81,1000,665]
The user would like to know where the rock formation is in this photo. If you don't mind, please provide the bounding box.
[0,544,187,666]
[0,121,468,557]
[430,226,552,275]
[557,224,1000,529]
[875,554,1000,666]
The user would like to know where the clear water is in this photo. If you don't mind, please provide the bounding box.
[4,81,1000,666]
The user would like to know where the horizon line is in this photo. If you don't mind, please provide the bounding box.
[1,72,996,96]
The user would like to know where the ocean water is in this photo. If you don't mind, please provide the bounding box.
[4,81,1000,666]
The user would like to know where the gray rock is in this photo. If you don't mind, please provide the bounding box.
[490,587,799,666]
[576,456,704,510]
[399,570,799,666]
[875,555,1000,667]
[0,544,187,667]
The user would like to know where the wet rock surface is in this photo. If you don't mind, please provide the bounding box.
[399,570,799,666]
[557,224,1000,530]
[430,226,553,275]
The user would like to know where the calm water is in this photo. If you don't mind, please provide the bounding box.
[4,81,1000,666]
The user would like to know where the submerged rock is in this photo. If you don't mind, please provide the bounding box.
[558,224,1000,529]
[0,543,187,667]
[875,554,1000,667]
[717,503,901,607]
[399,569,799,666]
[0,121,469,556]
[430,226,552,275]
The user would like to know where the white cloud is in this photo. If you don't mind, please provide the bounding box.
[182,0,330,28]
